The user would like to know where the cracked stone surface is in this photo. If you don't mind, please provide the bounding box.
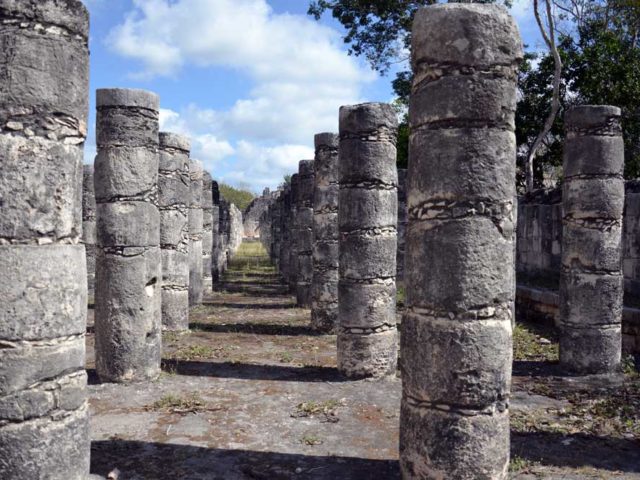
[94,88,162,384]
[0,1,91,477]
[338,103,399,379]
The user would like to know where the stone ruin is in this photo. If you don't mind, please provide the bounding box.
[311,133,340,333]
[1,1,636,479]
[244,188,275,239]
[94,88,162,384]
[337,103,399,379]
[158,132,191,332]
[0,1,91,476]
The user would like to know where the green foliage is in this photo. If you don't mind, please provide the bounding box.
[309,0,512,168]
[311,0,640,180]
[218,183,255,211]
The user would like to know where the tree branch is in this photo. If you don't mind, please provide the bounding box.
[525,0,563,192]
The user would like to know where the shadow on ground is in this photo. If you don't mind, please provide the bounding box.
[91,440,401,480]
[161,359,347,383]
[189,321,321,336]
[512,431,640,473]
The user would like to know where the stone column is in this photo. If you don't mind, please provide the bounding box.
[211,180,221,284]
[279,186,292,281]
[338,103,398,378]
[0,1,90,476]
[83,164,97,302]
[158,132,190,332]
[396,168,408,282]
[202,171,214,290]
[218,199,230,273]
[296,160,315,307]
[289,174,300,292]
[311,133,340,332]
[94,88,161,383]
[560,105,624,375]
[400,5,522,479]
[189,160,204,305]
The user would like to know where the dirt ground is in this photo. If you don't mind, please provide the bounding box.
[87,242,640,480]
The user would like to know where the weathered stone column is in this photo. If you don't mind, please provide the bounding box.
[211,180,221,283]
[158,132,190,331]
[400,5,522,478]
[202,171,214,290]
[296,160,315,307]
[217,198,231,274]
[0,1,90,476]
[83,164,97,301]
[95,88,161,383]
[289,174,300,292]
[560,106,624,375]
[189,160,204,305]
[396,168,408,282]
[279,186,292,280]
[311,133,340,332]
[338,103,398,378]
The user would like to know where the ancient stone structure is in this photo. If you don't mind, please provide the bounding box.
[229,202,244,258]
[559,106,625,375]
[202,171,214,290]
[396,168,408,281]
[279,186,293,281]
[400,5,522,479]
[296,161,315,307]
[311,133,340,332]
[211,180,221,283]
[269,196,282,268]
[337,103,398,378]
[83,164,97,301]
[94,88,162,384]
[158,132,190,331]
[0,1,90,476]
[217,198,230,276]
[288,174,300,292]
[189,160,204,305]
[244,188,274,239]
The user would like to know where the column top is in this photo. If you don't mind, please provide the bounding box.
[565,105,622,131]
[339,103,397,134]
[298,160,315,176]
[412,4,523,68]
[160,131,191,152]
[315,132,339,149]
[97,88,160,111]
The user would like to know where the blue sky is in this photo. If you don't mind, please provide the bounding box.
[84,0,541,193]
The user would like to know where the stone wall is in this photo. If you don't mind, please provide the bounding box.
[517,181,640,353]
[518,182,640,297]
[244,188,274,239]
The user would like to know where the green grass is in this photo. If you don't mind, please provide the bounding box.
[513,322,559,362]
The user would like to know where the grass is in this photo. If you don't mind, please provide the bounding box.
[513,322,559,362]
[301,434,323,446]
[509,455,536,473]
[292,399,345,423]
[147,392,218,414]
[169,345,229,361]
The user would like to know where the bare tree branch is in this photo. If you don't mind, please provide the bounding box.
[526,0,563,192]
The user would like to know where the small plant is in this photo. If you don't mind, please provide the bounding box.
[148,392,208,414]
[171,345,224,361]
[279,351,294,363]
[513,322,559,362]
[292,399,345,423]
[301,434,323,446]
[509,455,534,473]
[622,354,638,376]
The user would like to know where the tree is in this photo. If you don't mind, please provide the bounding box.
[308,0,512,168]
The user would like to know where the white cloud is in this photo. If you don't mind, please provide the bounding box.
[106,0,375,190]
